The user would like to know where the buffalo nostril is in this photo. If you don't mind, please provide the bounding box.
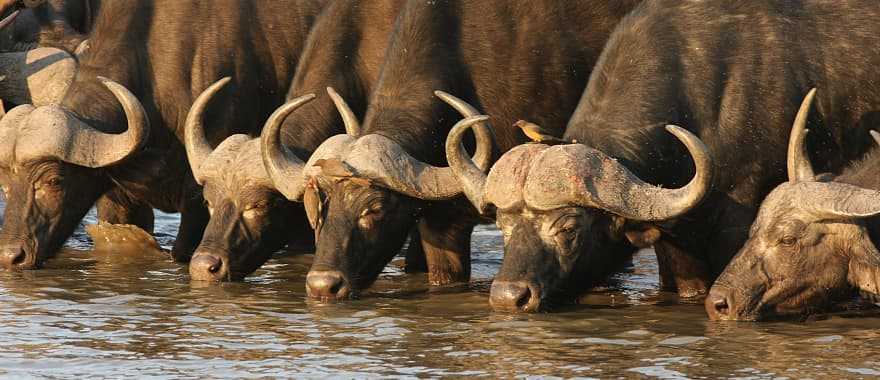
[0,248,29,269]
[705,291,732,320]
[306,270,348,300]
[11,250,26,266]
[516,286,532,309]
[714,298,729,314]
[490,281,540,312]
[189,253,226,281]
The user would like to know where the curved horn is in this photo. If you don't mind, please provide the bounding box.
[870,130,880,148]
[184,77,230,185]
[326,87,360,136]
[549,125,713,221]
[0,9,20,30]
[74,39,90,58]
[337,92,497,201]
[787,88,817,182]
[800,182,880,220]
[260,93,317,200]
[618,125,713,220]
[434,91,494,171]
[47,76,149,167]
[444,115,492,213]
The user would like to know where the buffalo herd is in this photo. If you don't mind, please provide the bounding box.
[1,0,879,322]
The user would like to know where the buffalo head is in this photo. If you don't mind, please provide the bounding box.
[706,89,880,321]
[445,102,713,312]
[0,75,148,269]
[261,90,492,300]
[184,78,312,281]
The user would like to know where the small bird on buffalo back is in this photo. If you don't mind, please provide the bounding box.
[514,120,570,145]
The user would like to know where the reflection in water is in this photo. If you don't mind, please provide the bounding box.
[0,214,880,377]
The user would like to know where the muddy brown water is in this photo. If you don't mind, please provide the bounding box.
[2,199,880,378]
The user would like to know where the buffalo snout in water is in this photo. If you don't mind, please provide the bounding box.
[0,244,33,270]
[306,270,351,301]
[189,252,227,282]
[489,280,541,312]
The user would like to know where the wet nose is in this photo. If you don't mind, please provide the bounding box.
[306,270,349,300]
[490,280,541,312]
[0,247,33,270]
[189,253,227,281]
[705,290,732,320]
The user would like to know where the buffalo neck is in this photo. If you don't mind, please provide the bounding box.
[835,148,880,192]
[561,3,693,186]
[280,0,403,160]
[357,0,639,166]
[835,147,880,261]
[359,0,471,166]
[848,253,880,300]
[54,0,325,211]
[60,0,150,134]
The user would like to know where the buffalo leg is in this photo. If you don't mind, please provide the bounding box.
[96,188,154,233]
[418,217,473,285]
[171,199,209,263]
[653,238,711,298]
[405,227,428,273]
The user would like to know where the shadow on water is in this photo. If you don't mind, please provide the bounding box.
[1,215,880,377]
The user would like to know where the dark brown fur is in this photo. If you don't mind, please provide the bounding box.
[0,0,324,268]
[307,0,640,299]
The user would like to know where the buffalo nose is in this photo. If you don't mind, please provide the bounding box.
[490,280,540,312]
[306,270,349,300]
[189,253,227,281]
[705,290,731,320]
[0,247,33,270]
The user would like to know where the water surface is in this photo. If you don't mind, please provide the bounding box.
[1,204,880,378]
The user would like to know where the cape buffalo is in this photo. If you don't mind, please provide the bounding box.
[183,0,402,281]
[0,0,323,270]
[445,0,880,311]
[261,0,641,300]
[707,92,880,321]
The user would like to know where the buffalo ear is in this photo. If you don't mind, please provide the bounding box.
[848,241,880,296]
[303,178,324,233]
[624,225,663,248]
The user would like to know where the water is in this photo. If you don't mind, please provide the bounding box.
[2,203,880,378]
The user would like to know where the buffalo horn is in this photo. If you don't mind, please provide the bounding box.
[786,88,817,182]
[184,77,230,184]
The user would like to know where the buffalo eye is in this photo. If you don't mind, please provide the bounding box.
[46,177,62,188]
[243,200,269,220]
[358,203,386,229]
[552,219,582,254]
[554,219,579,238]
[779,235,797,247]
[248,200,269,210]
[36,176,63,193]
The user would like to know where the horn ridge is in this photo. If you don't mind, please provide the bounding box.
[58,76,149,168]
